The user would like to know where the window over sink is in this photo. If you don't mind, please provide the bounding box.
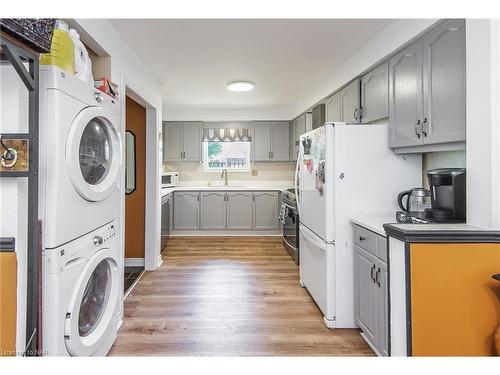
[202,141,251,172]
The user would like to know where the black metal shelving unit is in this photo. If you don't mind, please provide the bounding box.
[0,34,40,356]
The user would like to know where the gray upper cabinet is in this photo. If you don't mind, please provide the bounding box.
[326,91,342,123]
[361,61,389,123]
[163,121,202,162]
[389,40,423,148]
[200,192,226,230]
[271,121,289,161]
[341,79,361,124]
[253,192,279,230]
[182,122,202,161]
[164,121,183,162]
[422,19,466,145]
[226,192,253,230]
[252,121,272,161]
[173,192,200,230]
[253,121,289,161]
[355,245,378,345]
[290,114,306,161]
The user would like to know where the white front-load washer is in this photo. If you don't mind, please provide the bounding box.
[43,219,120,356]
[39,66,122,249]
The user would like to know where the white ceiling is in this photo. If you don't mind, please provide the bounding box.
[109,19,391,112]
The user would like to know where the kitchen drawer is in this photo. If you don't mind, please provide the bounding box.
[377,236,388,263]
[353,225,378,257]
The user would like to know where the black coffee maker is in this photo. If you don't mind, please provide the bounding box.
[425,168,466,223]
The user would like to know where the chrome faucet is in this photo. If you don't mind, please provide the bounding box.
[221,169,228,186]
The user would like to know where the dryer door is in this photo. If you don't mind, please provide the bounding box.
[64,248,119,356]
[66,106,121,202]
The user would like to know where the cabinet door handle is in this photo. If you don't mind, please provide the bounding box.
[359,236,366,241]
[370,264,376,283]
[375,267,381,287]
[422,118,428,137]
[354,108,358,121]
[415,120,421,139]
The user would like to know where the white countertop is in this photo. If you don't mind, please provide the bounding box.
[350,216,398,237]
[161,181,293,197]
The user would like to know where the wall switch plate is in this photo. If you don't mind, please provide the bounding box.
[251,169,258,176]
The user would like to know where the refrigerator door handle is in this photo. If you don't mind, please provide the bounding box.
[299,226,326,251]
[294,151,301,217]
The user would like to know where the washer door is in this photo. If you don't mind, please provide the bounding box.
[66,106,121,202]
[64,248,119,356]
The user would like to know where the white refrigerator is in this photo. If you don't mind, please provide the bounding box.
[295,122,421,328]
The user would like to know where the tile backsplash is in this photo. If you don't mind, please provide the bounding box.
[422,150,466,187]
[163,161,295,182]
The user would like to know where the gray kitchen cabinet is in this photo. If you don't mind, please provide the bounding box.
[354,224,389,356]
[389,40,423,148]
[173,192,200,230]
[361,61,389,123]
[163,121,183,162]
[341,79,361,123]
[182,122,202,161]
[200,192,226,230]
[355,245,378,345]
[164,121,202,162]
[271,121,289,161]
[252,121,272,161]
[226,192,253,230]
[422,19,466,145]
[290,114,306,160]
[253,121,289,161]
[376,261,389,357]
[326,91,342,123]
[253,192,279,230]
[161,193,172,250]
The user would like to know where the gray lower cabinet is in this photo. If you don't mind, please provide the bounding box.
[163,121,202,162]
[226,192,253,229]
[354,224,388,356]
[361,61,389,123]
[200,192,226,229]
[253,192,279,230]
[173,191,200,230]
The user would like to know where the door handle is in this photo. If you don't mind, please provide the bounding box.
[375,267,381,287]
[422,118,428,137]
[370,264,376,283]
[415,120,421,139]
[354,108,358,121]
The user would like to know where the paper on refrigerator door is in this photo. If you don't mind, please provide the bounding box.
[301,126,326,195]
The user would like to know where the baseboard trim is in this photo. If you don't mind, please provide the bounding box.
[124,258,145,267]
[171,230,282,236]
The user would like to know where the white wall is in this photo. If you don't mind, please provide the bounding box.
[71,19,164,323]
[163,106,294,122]
[465,19,500,229]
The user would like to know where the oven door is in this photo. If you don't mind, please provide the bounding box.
[282,203,299,263]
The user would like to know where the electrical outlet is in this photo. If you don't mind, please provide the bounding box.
[251,169,258,176]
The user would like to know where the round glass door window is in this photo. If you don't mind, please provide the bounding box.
[79,118,113,185]
[78,260,111,337]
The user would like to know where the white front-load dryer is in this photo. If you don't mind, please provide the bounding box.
[39,66,122,249]
[43,220,120,356]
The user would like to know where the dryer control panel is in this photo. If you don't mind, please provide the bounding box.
[93,223,116,247]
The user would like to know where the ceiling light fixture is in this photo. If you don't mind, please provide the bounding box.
[227,81,254,92]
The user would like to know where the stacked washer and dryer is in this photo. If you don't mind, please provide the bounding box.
[39,65,122,356]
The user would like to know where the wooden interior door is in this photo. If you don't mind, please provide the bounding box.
[125,96,146,261]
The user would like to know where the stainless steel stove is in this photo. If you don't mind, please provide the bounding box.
[281,188,299,264]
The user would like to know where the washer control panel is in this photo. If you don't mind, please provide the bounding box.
[93,223,116,247]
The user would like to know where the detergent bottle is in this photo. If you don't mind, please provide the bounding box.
[40,20,75,74]
[69,28,94,85]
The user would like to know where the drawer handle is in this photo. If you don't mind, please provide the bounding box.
[375,267,381,287]
[370,264,376,283]
[359,236,366,241]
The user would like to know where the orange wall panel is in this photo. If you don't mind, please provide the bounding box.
[0,252,17,356]
[410,243,500,356]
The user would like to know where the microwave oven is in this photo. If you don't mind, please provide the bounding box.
[162,172,179,187]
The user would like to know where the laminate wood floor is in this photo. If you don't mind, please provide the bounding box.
[109,236,373,356]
